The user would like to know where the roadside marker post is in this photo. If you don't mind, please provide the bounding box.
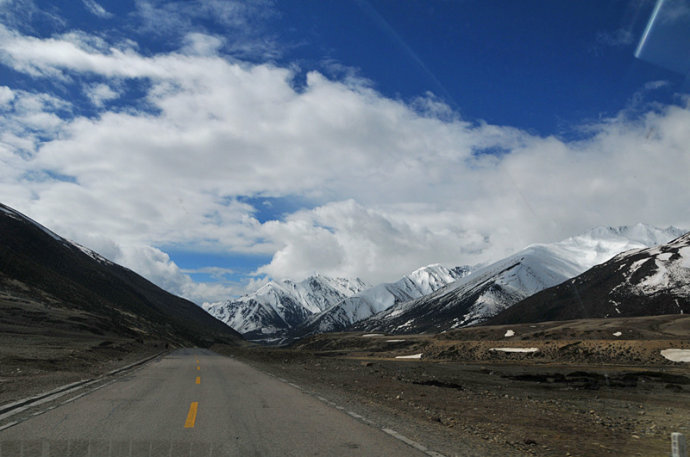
[672,433,687,457]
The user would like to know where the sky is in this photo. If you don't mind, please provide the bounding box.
[1,0,689,305]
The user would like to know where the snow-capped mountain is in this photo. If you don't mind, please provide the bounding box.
[490,231,690,324]
[203,275,368,338]
[352,224,686,334]
[291,264,471,337]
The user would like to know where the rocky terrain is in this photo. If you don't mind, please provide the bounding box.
[217,314,690,457]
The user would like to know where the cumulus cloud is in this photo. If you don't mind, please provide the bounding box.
[257,200,493,283]
[0,27,689,302]
[113,245,240,304]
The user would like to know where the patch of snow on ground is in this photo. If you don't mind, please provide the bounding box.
[394,319,416,331]
[489,347,539,353]
[395,353,423,359]
[504,330,515,337]
[627,259,648,278]
[362,334,382,337]
[657,252,673,262]
[387,309,404,318]
[660,349,690,362]
[613,331,622,337]
[680,247,690,269]
[386,339,406,343]
[639,259,669,290]
[71,242,113,264]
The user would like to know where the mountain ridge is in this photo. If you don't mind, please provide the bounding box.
[488,230,690,324]
[290,264,471,338]
[350,224,686,334]
[203,275,368,339]
[0,202,242,347]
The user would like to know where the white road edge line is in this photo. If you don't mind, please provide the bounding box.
[383,428,428,451]
[269,370,446,457]
[382,428,446,457]
[0,351,165,421]
[0,422,18,432]
[0,356,159,428]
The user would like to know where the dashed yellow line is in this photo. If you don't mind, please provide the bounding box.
[195,376,201,385]
[184,402,198,428]
[196,366,200,371]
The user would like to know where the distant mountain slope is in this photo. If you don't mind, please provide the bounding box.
[352,224,686,334]
[489,231,690,325]
[292,264,470,337]
[0,202,242,347]
[203,275,367,338]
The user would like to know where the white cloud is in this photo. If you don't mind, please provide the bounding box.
[81,0,112,19]
[84,83,119,107]
[1,28,689,302]
[256,200,493,283]
[133,0,280,59]
[0,88,70,156]
[113,245,239,304]
[0,85,14,105]
[181,33,224,56]
[596,28,635,47]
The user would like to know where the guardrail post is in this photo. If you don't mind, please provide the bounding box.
[672,433,687,457]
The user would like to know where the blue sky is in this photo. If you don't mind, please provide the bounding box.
[1,0,689,303]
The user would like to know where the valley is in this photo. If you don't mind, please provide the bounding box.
[1,202,689,457]
[217,314,690,457]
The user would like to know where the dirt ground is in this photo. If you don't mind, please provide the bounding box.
[2,301,688,457]
[214,315,690,457]
[0,291,168,405]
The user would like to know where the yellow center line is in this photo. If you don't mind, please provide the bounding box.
[195,359,199,363]
[184,402,198,428]
[196,366,200,371]
[195,376,201,385]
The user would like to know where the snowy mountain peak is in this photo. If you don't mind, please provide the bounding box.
[353,224,686,335]
[407,264,469,296]
[490,231,690,324]
[290,263,471,337]
[203,274,368,338]
[579,223,685,250]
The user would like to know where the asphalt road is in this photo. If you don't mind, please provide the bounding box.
[0,348,428,457]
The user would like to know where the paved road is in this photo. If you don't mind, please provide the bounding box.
[0,348,427,456]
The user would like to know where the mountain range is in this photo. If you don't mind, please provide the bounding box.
[3,198,686,347]
[203,276,369,340]
[203,264,469,342]
[205,223,686,341]
[290,264,471,338]
[348,224,686,334]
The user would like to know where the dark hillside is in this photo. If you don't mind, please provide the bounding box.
[0,202,241,347]
[489,232,690,325]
